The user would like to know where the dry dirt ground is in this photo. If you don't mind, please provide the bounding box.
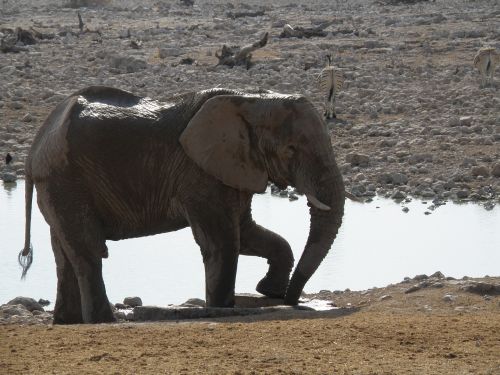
[1,276,499,374]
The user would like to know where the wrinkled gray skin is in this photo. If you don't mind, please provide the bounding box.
[20,86,345,324]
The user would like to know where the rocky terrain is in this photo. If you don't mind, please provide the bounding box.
[1,273,499,373]
[1,0,499,207]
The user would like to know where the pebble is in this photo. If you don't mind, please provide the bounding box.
[442,294,456,302]
[21,113,34,122]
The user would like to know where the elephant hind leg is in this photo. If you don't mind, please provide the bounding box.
[37,183,115,324]
[51,229,83,324]
[57,223,115,323]
[240,217,294,298]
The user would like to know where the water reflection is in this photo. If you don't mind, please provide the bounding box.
[1,180,499,307]
[2,181,17,196]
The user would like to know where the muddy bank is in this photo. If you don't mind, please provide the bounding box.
[1,0,499,206]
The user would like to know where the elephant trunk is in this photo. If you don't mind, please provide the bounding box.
[284,165,345,305]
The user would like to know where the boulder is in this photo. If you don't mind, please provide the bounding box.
[462,282,500,295]
[0,304,33,318]
[123,296,143,307]
[7,297,44,312]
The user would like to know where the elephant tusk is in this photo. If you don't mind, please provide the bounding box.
[306,194,331,211]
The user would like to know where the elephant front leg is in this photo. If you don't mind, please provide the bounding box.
[188,212,240,308]
[202,243,239,307]
[240,215,294,299]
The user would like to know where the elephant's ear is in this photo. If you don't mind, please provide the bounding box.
[180,95,268,193]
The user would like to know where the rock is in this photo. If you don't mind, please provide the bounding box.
[0,304,33,318]
[491,163,500,178]
[7,297,44,312]
[459,116,473,126]
[430,271,445,279]
[114,311,127,320]
[402,207,409,213]
[462,282,500,295]
[21,113,34,122]
[108,55,147,73]
[471,166,489,177]
[345,153,370,167]
[37,299,50,306]
[379,295,392,301]
[442,294,456,302]
[1,170,17,182]
[158,47,183,58]
[413,274,429,281]
[181,298,206,307]
[456,189,469,199]
[391,190,406,200]
[126,311,135,321]
[391,173,409,185]
[404,285,421,294]
[351,184,366,196]
[123,296,143,307]
[8,101,24,110]
[431,282,444,288]
[114,303,129,309]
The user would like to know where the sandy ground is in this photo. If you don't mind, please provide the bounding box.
[1,276,499,374]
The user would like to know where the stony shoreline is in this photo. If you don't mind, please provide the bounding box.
[2,273,498,325]
[1,0,499,208]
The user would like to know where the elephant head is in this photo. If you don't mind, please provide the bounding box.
[180,92,345,305]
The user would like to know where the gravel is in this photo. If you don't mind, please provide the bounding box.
[0,0,498,207]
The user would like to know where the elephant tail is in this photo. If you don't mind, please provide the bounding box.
[19,174,34,279]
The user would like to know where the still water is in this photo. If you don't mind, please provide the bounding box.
[1,180,499,306]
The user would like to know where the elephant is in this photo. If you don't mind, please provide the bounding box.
[19,86,346,324]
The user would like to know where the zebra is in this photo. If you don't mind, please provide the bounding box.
[317,54,344,119]
[473,47,499,87]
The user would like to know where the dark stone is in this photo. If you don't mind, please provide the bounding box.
[462,282,500,295]
[123,297,142,307]
[7,297,44,312]
[37,299,50,307]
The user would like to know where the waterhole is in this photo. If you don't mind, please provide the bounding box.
[1,180,499,306]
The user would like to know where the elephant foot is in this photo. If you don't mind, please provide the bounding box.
[53,308,83,325]
[256,274,289,299]
[83,302,117,324]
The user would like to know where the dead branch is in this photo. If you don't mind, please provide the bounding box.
[216,32,268,69]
